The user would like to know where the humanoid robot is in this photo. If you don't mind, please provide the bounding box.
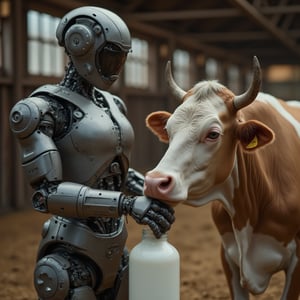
[9,6,174,300]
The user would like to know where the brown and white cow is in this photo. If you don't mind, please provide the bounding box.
[144,57,300,299]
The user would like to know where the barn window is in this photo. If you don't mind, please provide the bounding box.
[173,49,190,90]
[27,10,65,76]
[227,64,241,93]
[125,38,149,88]
[205,58,219,79]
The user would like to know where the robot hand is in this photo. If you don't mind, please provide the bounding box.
[121,196,175,238]
[32,182,175,238]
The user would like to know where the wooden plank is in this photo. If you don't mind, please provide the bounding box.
[0,86,12,212]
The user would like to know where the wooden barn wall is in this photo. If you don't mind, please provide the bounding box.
[0,0,32,213]
[264,81,300,100]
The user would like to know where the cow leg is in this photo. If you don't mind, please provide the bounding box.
[281,238,300,300]
[220,245,249,300]
[211,202,249,300]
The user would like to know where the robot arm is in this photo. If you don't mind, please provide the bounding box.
[9,97,63,186]
[33,182,174,238]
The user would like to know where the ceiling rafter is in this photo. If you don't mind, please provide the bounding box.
[125,9,241,21]
[270,0,290,25]
[230,0,300,57]
[125,5,300,22]
[187,29,300,42]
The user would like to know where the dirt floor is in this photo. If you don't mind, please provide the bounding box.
[0,203,286,300]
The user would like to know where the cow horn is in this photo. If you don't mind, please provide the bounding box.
[166,60,186,101]
[233,56,262,111]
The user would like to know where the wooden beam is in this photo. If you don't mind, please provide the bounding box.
[188,31,270,42]
[230,0,300,57]
[262,5,300,14]
[187,29,300,42]
[124,9,241,21]
[124,5,300,22]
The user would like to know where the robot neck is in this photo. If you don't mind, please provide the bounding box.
[60,61,93,99]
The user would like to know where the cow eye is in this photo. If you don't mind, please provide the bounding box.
[205,130,221,142]
[207,131,220,139]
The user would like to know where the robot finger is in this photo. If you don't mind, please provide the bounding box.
[160,206,175,224]
[151,201,175,214]
[151,204,175,225]
[141,217,162,238]
[147,210,172,232]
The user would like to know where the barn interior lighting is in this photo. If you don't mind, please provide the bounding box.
[159,44,169,58]
[0,0,10,18]
[196,53,205,66]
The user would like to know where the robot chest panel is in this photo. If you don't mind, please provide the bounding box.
[56,102,134,183]
[73,110,122,155]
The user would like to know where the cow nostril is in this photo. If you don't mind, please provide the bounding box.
[158,176,172,190]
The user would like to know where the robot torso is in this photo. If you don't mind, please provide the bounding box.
[31,84,135,189]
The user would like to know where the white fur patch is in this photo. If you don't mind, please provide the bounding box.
[257,92,300,137]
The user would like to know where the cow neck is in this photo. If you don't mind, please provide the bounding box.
[231,146,272,231]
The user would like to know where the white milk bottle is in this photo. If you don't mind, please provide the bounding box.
[129,227,180,300]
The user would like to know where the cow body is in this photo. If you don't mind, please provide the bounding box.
[144,58,300,299]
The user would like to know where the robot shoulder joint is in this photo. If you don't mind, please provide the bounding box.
[9,97,50,138]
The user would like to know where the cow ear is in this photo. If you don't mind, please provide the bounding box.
[146,111,172,143]
[237,120,274,151]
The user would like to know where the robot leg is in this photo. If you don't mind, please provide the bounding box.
[115,249,129,300]
[115,263,128,300]
[34,251,97,300]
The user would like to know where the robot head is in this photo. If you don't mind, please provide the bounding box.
[56,6,131,90]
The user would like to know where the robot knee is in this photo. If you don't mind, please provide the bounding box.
[34,253,70,300]
[34,252,97,300]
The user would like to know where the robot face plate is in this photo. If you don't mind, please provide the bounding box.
[96,43,128,83]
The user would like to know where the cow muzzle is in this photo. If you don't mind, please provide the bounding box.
[144,171,187,206]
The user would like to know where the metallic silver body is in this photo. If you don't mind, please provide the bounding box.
[9,83,136,299]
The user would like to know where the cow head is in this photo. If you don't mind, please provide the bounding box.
[144,57,274,207]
